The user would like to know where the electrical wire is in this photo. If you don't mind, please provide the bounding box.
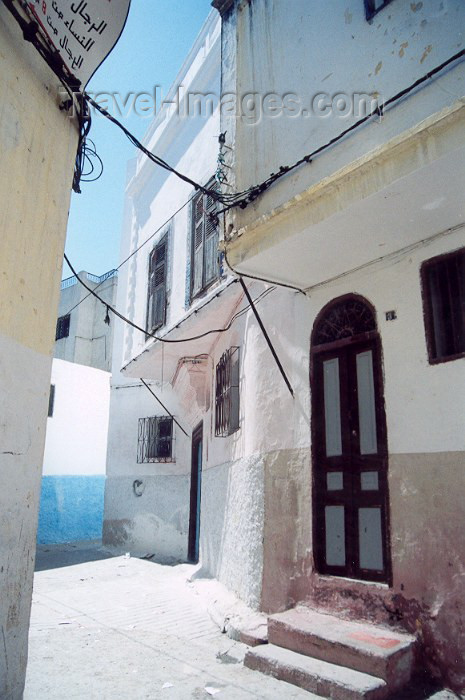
[140,379,189,437]
[215,46,465,217]
[6,0,465,211]
[223,247,305,294]
[84,94,226,201]
[62,196,195,317]
[80,138,104,183]
[63,252,276,346]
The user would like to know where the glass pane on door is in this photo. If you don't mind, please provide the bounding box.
[359,507,383,570]
[356,351,378,455]
[323,358,342,457]
[325,505,345,566]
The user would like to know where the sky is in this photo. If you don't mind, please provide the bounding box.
[63,0,214,279]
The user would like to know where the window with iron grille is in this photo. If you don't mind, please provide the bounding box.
[421,248,465,364]
[215,347,240,437]
[147,234,168,334]
[191,183,219,300]
[137,416,174,463]
[364,0,395,21]
[55,314,70,340]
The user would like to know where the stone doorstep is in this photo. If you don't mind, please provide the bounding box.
[245,644,389,700]
[268,608,416,690]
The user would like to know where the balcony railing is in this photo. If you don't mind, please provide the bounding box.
[61,269,118,290]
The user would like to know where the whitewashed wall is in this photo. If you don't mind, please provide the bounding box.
[104,11,224,561]
[0,3,78,695]
[224,0,465,228]
[42,359,110,476]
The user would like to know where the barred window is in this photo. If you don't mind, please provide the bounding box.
[364,0,395,21]
[215,347,240,437]
[147,234,168,334]
[137,416,174,463]
[56,314,70,340]
[421,248,465,364]
[191,183,219,300]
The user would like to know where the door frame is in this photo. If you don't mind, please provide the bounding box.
[188,421,203,563]
[310,294,392,585]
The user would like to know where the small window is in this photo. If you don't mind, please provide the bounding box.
[421,248,465,363]
[55,314,70,340]
[215,347,240,436]
[137,416,174,462]
[147,235,168,334]
[191,184,219,300]
[48,385,55,418]
[364,0,395,21]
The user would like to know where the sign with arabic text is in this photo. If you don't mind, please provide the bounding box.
[26,0,131,87]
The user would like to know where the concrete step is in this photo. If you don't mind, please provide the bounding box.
[245,643,389,700]
[268,608,416,691]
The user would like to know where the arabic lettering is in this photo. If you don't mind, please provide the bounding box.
[27,0,121,84]
[70,1,107,34]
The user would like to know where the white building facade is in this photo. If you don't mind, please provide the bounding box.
[213,0,465,693]
[103,11,294,612]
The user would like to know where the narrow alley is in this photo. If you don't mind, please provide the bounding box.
[24,544,314,699]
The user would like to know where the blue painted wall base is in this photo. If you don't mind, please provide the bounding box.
[37,475,105,544]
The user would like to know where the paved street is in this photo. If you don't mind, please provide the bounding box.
[24,544,316,700]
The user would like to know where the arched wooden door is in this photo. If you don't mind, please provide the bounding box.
[311,296,391,583]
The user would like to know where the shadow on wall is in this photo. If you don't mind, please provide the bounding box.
[37,475,105,544]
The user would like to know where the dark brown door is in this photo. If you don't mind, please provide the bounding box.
[188,422,203,563]
[312,300,391,583]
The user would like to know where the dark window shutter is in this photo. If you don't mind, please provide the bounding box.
[423,248,465,361]
[191,184,219,299]
[56,314,70,340]
[48,384,55,418]
[204,201,218,286]
[147,236,167,332]
[192,194,204,297]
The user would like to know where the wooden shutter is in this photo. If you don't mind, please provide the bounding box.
[147,236,167,332]
[204,192,219,286]
[192,193,204,298]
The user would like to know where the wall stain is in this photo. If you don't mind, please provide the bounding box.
[410,2,423,11]
[375,61,383,75]
[399,41,409,58]
[420,45,432,64]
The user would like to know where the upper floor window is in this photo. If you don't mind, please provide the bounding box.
[421,248,465,364]
[137,416,174,462]
[364,0,395,21]
[48,385,55,418]
[55,314,70,340]
[215,347,240,436]
[147,234,168,334]
[191,185,219,300]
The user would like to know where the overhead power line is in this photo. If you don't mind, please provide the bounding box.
[5,0,464,212]
[63,253,276,346]
[63,196,194,317]
[140,379,189,437]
